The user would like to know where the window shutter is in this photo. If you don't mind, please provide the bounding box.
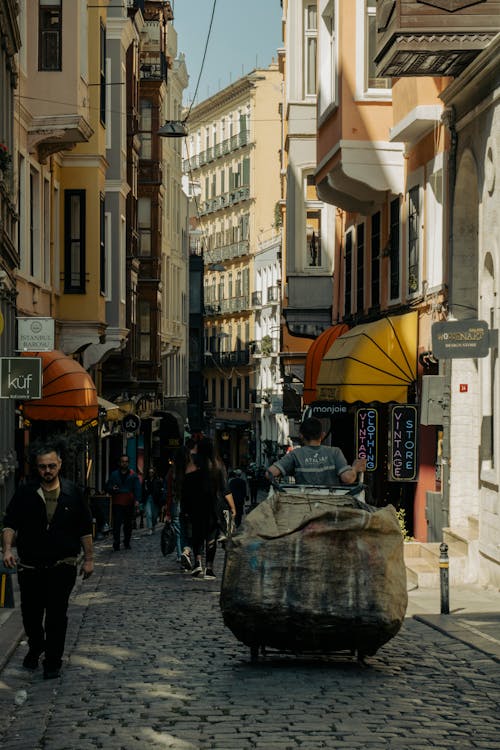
[242,157,250,186]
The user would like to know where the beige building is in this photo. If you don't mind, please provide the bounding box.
[183,64,282,466]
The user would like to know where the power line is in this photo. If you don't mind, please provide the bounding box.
[184,0,217,123]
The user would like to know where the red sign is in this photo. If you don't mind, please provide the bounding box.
[459,384,468,393]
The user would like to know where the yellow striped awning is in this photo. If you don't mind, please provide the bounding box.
[316,312,417,403]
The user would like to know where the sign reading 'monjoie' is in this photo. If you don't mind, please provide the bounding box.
[0,357,42,399]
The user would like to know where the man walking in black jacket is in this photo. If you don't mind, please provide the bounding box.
[2,442,94,679]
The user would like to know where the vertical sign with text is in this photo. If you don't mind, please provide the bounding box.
[389,405,418,481]
[356,408,377,471]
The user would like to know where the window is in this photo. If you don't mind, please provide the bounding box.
[389,198,400,301]
[220,378,225,409]
[138,300,151,360]
[244,375,250,410]
[305,174,323,268]
[426,158,444,290]
[39,0,62,71]
[370,211,381,307]
[307,211,321,267]
[99,195,105,294]
[356,223,365,312]
[100,22,106,125]
[344,230,353,317]
[211,378,216,405]
[319,0,336,116]
[43,177,50,284]
[407,186,420,295]
[64,190,86,293]
[138,197,151,256]
[304,3,317,97]
[29,168,40,279]
[366,1,391,90]
[139,99,152,159]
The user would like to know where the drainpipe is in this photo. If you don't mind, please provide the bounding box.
[440,106,458,531]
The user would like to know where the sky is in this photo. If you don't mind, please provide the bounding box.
[171,0,283,106]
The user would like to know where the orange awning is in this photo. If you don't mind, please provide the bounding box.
[316,312,418,403]
[303,323,349,405]
[21,350,98,422]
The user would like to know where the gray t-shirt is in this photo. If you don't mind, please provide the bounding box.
[273,445,352,486]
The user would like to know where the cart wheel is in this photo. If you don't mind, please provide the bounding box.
[356,650,368,667]
[250,645,259,663]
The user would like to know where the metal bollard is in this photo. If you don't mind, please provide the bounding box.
[439,542,450,614]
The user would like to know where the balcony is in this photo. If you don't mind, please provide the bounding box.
[198,186,250,216]
[267,286,280,304]
[204,303,221,316]
[375,0,500,78]
[183,131,249,173]
[139,50,168,81]
[205,240,249,264]
[252,291,262,307]
[138,161,163,184]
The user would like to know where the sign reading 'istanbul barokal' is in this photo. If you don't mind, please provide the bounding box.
[432,320,490,359]
[17,317,55,352]
[0,357,42,399]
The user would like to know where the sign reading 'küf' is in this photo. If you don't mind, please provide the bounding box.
[389,405,418,481]
[0,357,42,399]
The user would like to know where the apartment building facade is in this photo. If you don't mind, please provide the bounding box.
[279,0,337,443]
[184,64,282,467]
[373,0,500,584]
[0,0,20,513]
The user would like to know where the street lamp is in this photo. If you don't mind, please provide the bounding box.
[207,263,225,272]
[157,120,188,138]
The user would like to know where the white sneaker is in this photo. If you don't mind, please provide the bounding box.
[191,563,203,577]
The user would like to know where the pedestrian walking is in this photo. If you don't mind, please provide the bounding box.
[142,467,163,535]
[106,455,141,551]
[266,417,366,486]
[162,452,187,566]
[228,469,247,527]
[1,440,94,679]
[182,437,236,579]
[248,466,259,508]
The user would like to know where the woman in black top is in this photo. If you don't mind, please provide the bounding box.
[182,437,236,579]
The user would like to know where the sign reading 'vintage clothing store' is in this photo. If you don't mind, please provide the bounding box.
[389,405,418,481]
[356,408,377,471]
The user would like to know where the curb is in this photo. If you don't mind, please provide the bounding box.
[414,613,500,663]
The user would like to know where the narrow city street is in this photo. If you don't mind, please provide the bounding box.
[0,526,498,750]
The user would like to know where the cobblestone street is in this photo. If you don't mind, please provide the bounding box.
[0,528,499,750]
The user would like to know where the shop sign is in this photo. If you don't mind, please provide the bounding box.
[0,356,42,399]
[432,319,490,359]
[356,408,377,471]
[122,413,140,434]
[305,401,348,417]
[389,405,418,481]
[17,317,55,352]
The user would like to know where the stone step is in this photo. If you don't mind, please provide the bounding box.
[443,527,472,557]
[404,539,469,588]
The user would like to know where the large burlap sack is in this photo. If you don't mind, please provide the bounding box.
[220,487,407,656]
